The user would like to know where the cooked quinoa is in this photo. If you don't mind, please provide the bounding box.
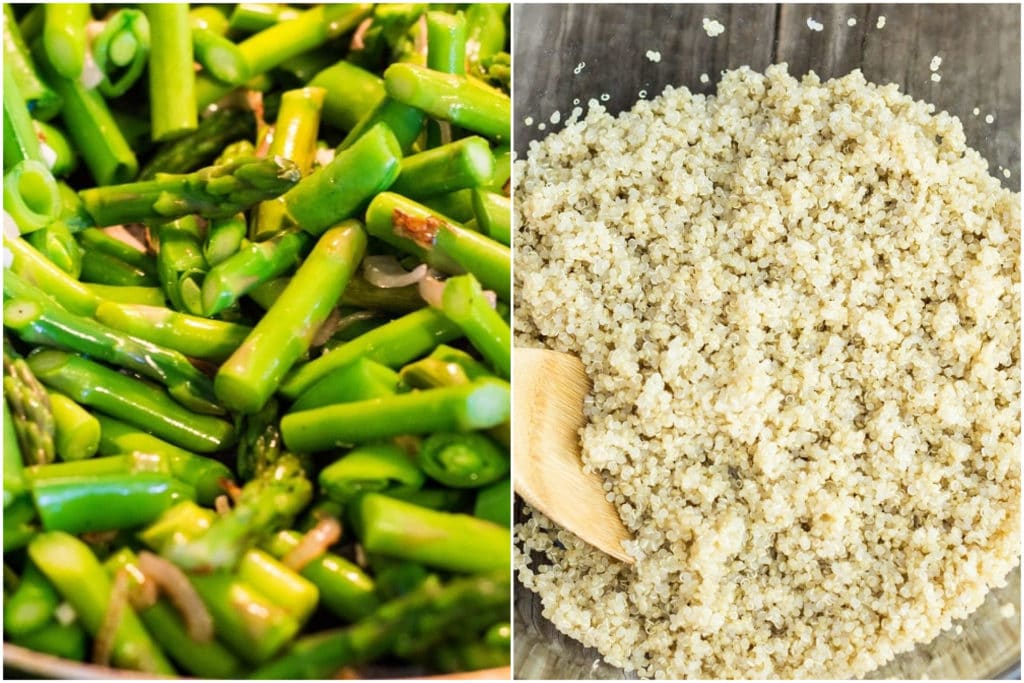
[513,64,1021,679]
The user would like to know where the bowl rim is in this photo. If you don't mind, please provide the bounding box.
[3,642,511,680]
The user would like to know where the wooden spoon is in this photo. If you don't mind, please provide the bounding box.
[513,348,634,564]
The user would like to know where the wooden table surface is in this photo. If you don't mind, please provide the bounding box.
[513,4,1021,190]
[511,4,1021,680]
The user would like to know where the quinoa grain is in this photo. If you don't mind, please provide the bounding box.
[514,64,1020,680]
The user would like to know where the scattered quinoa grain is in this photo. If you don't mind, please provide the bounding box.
[1004,169,1011,179]
[523,116,534,126]
[573,61,586,75]
[986,114,995,124]
[550,110,561,125]
[515,64,1020,680]
[645,50,661,63]
[877,15,886,28]
[930,55,943,71]
[807,17,824,31]
[931,73,942,83]
[973,107,981,116]
[600,93,610,102]
[702,17,725,37]
[847,17,857,26]
[699,73,710,84]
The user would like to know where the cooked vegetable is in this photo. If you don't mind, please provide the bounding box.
[2,3,509,676]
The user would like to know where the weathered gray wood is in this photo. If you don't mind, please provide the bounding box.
[514,4,1020,188]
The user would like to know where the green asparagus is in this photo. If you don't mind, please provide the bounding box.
[78,156,301,226]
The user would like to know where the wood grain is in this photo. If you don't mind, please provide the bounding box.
[513,4,1020,188]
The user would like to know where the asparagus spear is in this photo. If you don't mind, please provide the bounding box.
[47,390,100,461]
[24,453,170,484]
[104,548,245,678]
[3,396,27,507]
[42,4,90,80]
[4,278,223,415]
[190,572,301,663]
[76,227,155,272]
[200,227,310,316]
[4,494,38,552]
[166,453,312,571]
[425,10,467,148]
[391,136,495,199]
[319,442,425,503]
[92,8,151,97]
[281,123,401,237]
[81,283,165,306]
[250,570,509,678]
[417,432,508,488]
[28,531,176,673]
[422,187,476,223]
[2,5,61,121]
[337,96,425,154]
[94,300,252,363]
[139,107,256,179]
[190,10,249,85]
[78,156,301,227]
[34,120,78,177]
[4,160,62,233]
[263,529,380,622]
[3,561,60,637]
[3,61,45,169]
[4,232,101,316]
[281,378,510,451]
[32,473,196,534]
[385,63,510,142]
[9,620,87,662]
[27,349,236,453]
[144,4,197,141]
[26,220,82,277]
[474,478,510,527]
[3,344,56,466]
[471,188,511,245]
[251,87,325,240]
[204,213,248,266]
[309,60,386,133]
[228,3,301,33]
[156,215,208,314]
[366,191,511,300]
[438,273,511,378]
[237,548,320,622]
[465,3,507,73]
[356,493,509,572]
[79,250,159,287]
[216,220,367,414]
[32,40,139,186]
[280,307,462,400]
[194,4,373,109]
[291,357,400,411]
[94,413,233,506]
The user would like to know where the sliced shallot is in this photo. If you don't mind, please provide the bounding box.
[93,569,130,666]
[138,551,214,643]
[282,516,343,572]
[363,254,429,288]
